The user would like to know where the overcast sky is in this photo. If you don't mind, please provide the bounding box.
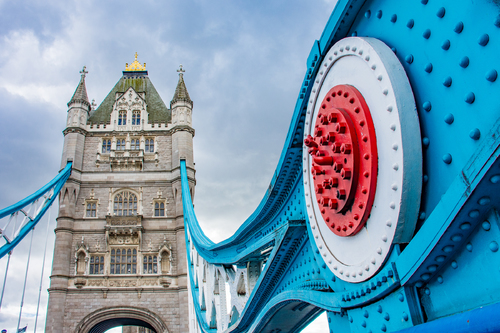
[0,0,337,332]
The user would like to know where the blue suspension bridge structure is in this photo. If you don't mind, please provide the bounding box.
[2,0,500,332]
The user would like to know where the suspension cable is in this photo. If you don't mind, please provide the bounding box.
[17,227,35,332]
[34,204,52,333]
[0,250,12,311]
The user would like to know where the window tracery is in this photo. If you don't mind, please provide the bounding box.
[110,248,137,274]
[113,190,138,216]
[118,111,127,125]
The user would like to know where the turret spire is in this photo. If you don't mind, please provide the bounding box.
[68,66,90,107]
[171,64,192,107]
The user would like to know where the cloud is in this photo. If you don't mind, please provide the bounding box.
[0,0,337,331]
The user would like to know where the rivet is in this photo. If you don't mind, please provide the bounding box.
[386,220,392,227]
[387,105,393,112]
[378,75,383,81]
[442,153,452,164]
[423,101,432,111]
[466,242,473,252]
[365,10,371,18]
[377,248,383,255]
[443,245,454,253]
[460,222,471,230]
[423,174,428,182]
[459,56,470,68]
[435,255,446,262]
[371,258,376,264]
[390,124,396,131]
[469,128,481,140]
[424,288,431,295]
[443,76,452,87]
[419,212,426,220]
[362,320,367,328]
[482,221,491,231]
[423,29,431,39]
[407,19,415,29]
[451,234,463,242]
[424,63,433,73]
[441,39,451,50]
[436,7,445,18]
[405,54,414,64]
[390,202,396,209]
[349,316,353,323]
[384,313,390,321]
[392,143,398,151]
[392,183,398,191]
[437,276,443,284]
[377,305,383,313]
[427,265,438,272]
[381,324,387,332]
[392,47,397,54]
[495,15,500,27]
[422,137,430,147]
[490,241,499,252]
[393,163,399,170]
[383,89,389,95]
[391,14,397,23]
[490,175,500,184]
[478,196,491,205]
[376,10,383,19]
[478,34,489,46]
[421,273,431,280]
[365,55,370,61]
[454,21,464,33]
[486,69,498,82]
[382,235,388,242]
[364,310,369,318]
[403,313,409,321]
[365,265,370,271]
[451,260,458,269]
[444,113,454,124]
[469,210,479,218]
[415,281,423,288]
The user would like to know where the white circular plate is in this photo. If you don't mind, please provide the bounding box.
[303,37,422,283]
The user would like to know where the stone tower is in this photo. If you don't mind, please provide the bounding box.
[45,56,196,333]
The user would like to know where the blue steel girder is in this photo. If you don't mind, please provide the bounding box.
[182,0,500,332]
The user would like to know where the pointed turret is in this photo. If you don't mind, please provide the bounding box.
[170,64,192,107]
[68,66,90,108]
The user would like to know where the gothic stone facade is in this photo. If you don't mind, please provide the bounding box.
[45,62,195,333]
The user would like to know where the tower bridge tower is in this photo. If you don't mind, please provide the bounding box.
[45,55,195,333]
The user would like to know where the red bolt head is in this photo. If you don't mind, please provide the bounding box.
[316,184,324,194]
[312,166,323,175]
[329,177,339,187]
[329,199,338,209]
[320,197,330,207]
[332,142,342,153]
[320,137,329,146]
[341,168,352,180]
[328,113,339,123]
[308,147,318,156]
[337,189,346,200]
[327,132,335,143]
[322,179,331,189]
[314,127,323,136]
[304,135,318,148]
[333,162,343,173]
[321,115,329,125]
[335,122,347,134]
[341,143,352,154]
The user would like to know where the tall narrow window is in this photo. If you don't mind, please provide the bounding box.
[131,139,140,150]
[132,111,141,125]
[113,190,138,216]
[110,248,137,274]
[102,139,111,153]
[116,139,125,150]
[145,139,154,152]
[86,201,97,217]
[154,201,165,216]
[143,255,158,274]
[118,111,127,125]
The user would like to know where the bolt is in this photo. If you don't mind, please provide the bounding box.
[335,122,347,133]
[320,115,329,125]
[312,166,324,175]
[329,199,338,209]
[320,197,330,207]
[341,168,351,179]
[323,179,331,189]
[337,189,346,200]
[333,162,343,172]
[326,132,335,143]
[328,113,339,123]
[314,127,323,136]
[329,177,339,188]
[316,184,324,194]
[332,142,342,153]
[341,143,351,154]
[304,135,318,148]
[320,137,329,145]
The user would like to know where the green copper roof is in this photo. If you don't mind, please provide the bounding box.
[88,72,171,124]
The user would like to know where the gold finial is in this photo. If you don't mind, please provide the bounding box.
[80,66,88,79]
[177,64,185,75]
[125,52,146,71]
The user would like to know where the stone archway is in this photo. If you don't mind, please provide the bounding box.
[75,306,169,333]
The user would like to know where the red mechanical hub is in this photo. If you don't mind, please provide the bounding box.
[305,85,378,237]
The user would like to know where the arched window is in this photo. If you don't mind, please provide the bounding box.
[154,201,165,216]
[132,111,141,125]
[89,255,104,274]
[102,139,111,153]
[131,139,140,150]
[110,248,137,274]
[113,190,138,216]
[144,255,158,274]
[118,111,127,125]
[145,139,154,152]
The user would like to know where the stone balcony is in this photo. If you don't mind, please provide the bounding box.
[109,149,144,171]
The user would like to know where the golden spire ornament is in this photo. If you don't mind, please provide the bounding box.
[125,52,146,71]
